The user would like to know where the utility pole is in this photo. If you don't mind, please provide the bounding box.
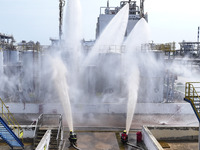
[59,0,65,41]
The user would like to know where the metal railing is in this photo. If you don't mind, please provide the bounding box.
[33,114,43,141]
[33,114,63,149]
[0,97,23,139]
[98,45,126,53]
[185,82,200,101]
[185,82,200,121]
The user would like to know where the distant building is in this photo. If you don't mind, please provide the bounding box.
[96,0,148,38]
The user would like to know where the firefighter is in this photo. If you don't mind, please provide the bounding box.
[121,130,128,144]
[68,130,77,146]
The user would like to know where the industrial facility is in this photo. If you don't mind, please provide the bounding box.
[0,0,200,150]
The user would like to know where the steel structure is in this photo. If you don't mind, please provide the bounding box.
[184,82,200,150]
[184,82,200,121]
[0,97,23,139]
[59,0,65,41]
[179,41,200,57]
[96,0,148,38]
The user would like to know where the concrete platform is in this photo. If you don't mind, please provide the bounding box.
[66,132,120,150]
[142,126,199,150]
[165,141,198,150]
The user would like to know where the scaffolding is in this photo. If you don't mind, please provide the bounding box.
[179,41,200,57]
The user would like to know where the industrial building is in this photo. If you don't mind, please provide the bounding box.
[0,0,200,150]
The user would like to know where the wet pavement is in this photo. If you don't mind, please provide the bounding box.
[1,113,198,150]
[65,131,145,150]
[67,132,120,150]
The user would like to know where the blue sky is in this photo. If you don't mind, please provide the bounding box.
[0,0,200,46]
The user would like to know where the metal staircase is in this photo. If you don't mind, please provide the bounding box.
[0,116,24,148]
[0,97,24,149]
[33,114,64,150]
[184,82,200,121]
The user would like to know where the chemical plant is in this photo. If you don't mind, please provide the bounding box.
[0,0,200,150]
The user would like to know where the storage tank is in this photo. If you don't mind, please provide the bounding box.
[138,51,165,103]
[3,50,19,65]
[0,49,3,75]
[21,50,40,101]
[3,50,20,78]
[84,52,122,95]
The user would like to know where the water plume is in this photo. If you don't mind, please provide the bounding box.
[64,0,82,51]
[124,18,150,134]
[64,0,83,76]
[85,3,129,65]
[125,65,140,134]
[51,56,73,131]
[125,18,150,52]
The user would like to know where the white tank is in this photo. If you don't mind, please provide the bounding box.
[21,50,40,101]
[138,51,165,103]
[3,50,19,65]
[0,50,3,75]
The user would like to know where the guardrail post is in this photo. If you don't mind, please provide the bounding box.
[189,83,191,98]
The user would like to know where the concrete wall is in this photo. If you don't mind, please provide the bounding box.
[148,126,198,141]
[142,126,199,150]
[4,102,195,115]
[142,126,163,150]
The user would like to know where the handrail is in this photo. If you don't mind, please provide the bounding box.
[0,97,23,139]
[56,115,62,141]
[34,114,63,149]
[33,114,43,138]
[184,82,200,122]
[61,139,66,150]
[185,82,200,101]
[0,116,24,147]
[35,130,51,150]
[33,113,43,148]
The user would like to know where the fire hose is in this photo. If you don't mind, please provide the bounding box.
[72,143,81,150]
[126,142,144,150]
